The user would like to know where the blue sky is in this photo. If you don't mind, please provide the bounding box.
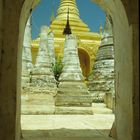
[31,0,106,39]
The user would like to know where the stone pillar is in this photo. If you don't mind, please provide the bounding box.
[55,34,92,107]
[47,31,55,64]
[88,16,115,110]
[31,26,56,93]
[21,16,33,88]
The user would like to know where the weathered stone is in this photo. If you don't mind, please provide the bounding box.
[23,16,33,70]
[21,26,57,115]
[55,106,94,114]
[55,34,92,107]
[31,26,57,93]
[0,1,138,140]
[21,93,55,115]
[88,15,115,110]
[21,16,33,88]
[47,31,55,64]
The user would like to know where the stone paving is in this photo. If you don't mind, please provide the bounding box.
[21,114,115,140]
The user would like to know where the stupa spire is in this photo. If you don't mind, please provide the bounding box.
[63,8,72,35]
[50,0,90,33]
[56,0,80,20]
[99,22,103,36]
[50,0,55,24]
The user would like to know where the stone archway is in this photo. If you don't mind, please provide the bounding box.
[18,1,139,140]
[78,48,90,79]
[0,0,139,140]
[18,1,135,140]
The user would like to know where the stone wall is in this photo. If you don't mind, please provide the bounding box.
[132,23,139,140]
[0,0,2,65]
[0,1,40,140]
[0,1,23,139]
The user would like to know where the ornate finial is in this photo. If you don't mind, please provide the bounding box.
[50,11,55,24]
[99,22,103,35]
[103,14,113,37]
[50,0,55,24]
[63,8,72,35]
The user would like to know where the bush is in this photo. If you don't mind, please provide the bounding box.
[52,56,64,83]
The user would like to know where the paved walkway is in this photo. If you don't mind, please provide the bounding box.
[21,114,115,140]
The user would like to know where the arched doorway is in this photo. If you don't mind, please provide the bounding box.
[78,48,90,79]
[0,0,139,140]
[18,1,134,139]
[18,1,137,139]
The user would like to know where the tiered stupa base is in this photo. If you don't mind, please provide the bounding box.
[21,86,93,115]
[21,85,57,115]
[55,75,93,114]
[55,95,92,107]
[21,92,55,115]
[55,81,92,107]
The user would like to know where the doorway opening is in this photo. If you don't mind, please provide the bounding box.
[18,0,133,140]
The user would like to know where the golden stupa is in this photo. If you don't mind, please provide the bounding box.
[31,0,102,79]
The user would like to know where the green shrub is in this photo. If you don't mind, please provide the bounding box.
[52,56,64,83]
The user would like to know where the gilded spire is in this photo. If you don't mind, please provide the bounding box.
[50,0,93,35]
[56,0,80,20]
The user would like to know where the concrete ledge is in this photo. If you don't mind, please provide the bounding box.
[55,107,94,115]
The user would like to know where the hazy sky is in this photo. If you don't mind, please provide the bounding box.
[31,0,106,39]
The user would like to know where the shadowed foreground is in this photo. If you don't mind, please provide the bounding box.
[22,129,114,140]
[21,114,114,140]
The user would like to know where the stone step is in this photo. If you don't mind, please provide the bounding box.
[92,103,107,108]
[21,105,55,115]
[55,107,94,115]
[92,103,113,114]
[93,108,113,114]
[21,105,113,115]
[21,105,94,115]
[21,94,113,115]
[55,95,92,107]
